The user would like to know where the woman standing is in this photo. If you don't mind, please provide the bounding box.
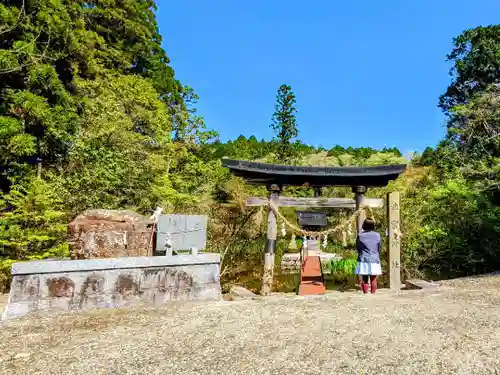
[355,217,382,294]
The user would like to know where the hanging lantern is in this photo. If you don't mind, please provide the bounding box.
[322,234,328,249]
[281,222,286,237]
[303,237,308,249]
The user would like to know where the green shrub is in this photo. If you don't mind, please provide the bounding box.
[330,257,357,277]
[0,178,69,292]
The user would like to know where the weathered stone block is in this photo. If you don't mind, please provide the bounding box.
[405,279,439,290]
[140,268,166,290]
[230,286,257,300]
[68,209,152,259]
[9,275,40,302]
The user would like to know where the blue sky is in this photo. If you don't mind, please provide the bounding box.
[157,0,500,154]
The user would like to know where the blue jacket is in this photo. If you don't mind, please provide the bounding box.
[356,230,381,264]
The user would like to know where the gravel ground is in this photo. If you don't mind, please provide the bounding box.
[0,293,7,313]
[1,276,500,375]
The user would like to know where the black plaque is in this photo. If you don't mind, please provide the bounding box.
[296,211,328,227]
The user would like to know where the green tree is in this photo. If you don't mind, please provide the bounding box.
[439,25,500,115]
[438,28,500,189]
[327,145,346,157]
[445,86,500,196]
[54,74,172,214]
[418,147,437,166]
[0,177,69,291]
[0,0,83,186]
[270,84,298,162]
[381,147,402,157]
[0,0,192,187]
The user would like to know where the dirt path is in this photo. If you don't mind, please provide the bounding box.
[1,277,500,374]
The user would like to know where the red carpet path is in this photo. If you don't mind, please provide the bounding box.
[298,256,326,295]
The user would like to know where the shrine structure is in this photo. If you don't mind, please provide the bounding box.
[295,210,328,295]
[222,159,406,296]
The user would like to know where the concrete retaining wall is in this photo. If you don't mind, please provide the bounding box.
[2,254,221,320]
[281,253,302,274]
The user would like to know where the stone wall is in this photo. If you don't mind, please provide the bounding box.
[68,209,153,259]
[281,253,302,274]
[2,254,221,320]
[281,252,343,274]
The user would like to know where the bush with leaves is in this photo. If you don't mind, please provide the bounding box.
[0,177,68,291]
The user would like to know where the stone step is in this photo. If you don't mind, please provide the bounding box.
[406,279,439,290]
[306,240,320,245]
[305,240,320,251]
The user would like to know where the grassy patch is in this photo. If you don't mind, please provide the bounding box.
[330,257,357,277]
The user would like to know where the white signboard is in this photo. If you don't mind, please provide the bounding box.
[156,214,207,253]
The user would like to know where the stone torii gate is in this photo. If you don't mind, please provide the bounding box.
[222,159,406,295]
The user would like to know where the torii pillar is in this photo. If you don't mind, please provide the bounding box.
[352,186,367,233]
[261,184,281,296]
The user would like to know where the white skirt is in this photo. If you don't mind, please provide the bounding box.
[355,262,382,276]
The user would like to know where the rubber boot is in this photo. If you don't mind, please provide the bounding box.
[370,276,377,294]
[361,277,369,294]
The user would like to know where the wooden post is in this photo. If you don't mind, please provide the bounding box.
[302,236,308,260]
[352,186,367,233]
[165,232,173,256]
[312,186,322,241]
[387,192,401,290]
[261,184,281,296]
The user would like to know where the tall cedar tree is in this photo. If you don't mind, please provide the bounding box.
[271,84,298,162]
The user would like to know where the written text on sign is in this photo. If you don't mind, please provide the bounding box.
[156,214,207,252]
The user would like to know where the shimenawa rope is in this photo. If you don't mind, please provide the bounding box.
[263,198,376,237]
